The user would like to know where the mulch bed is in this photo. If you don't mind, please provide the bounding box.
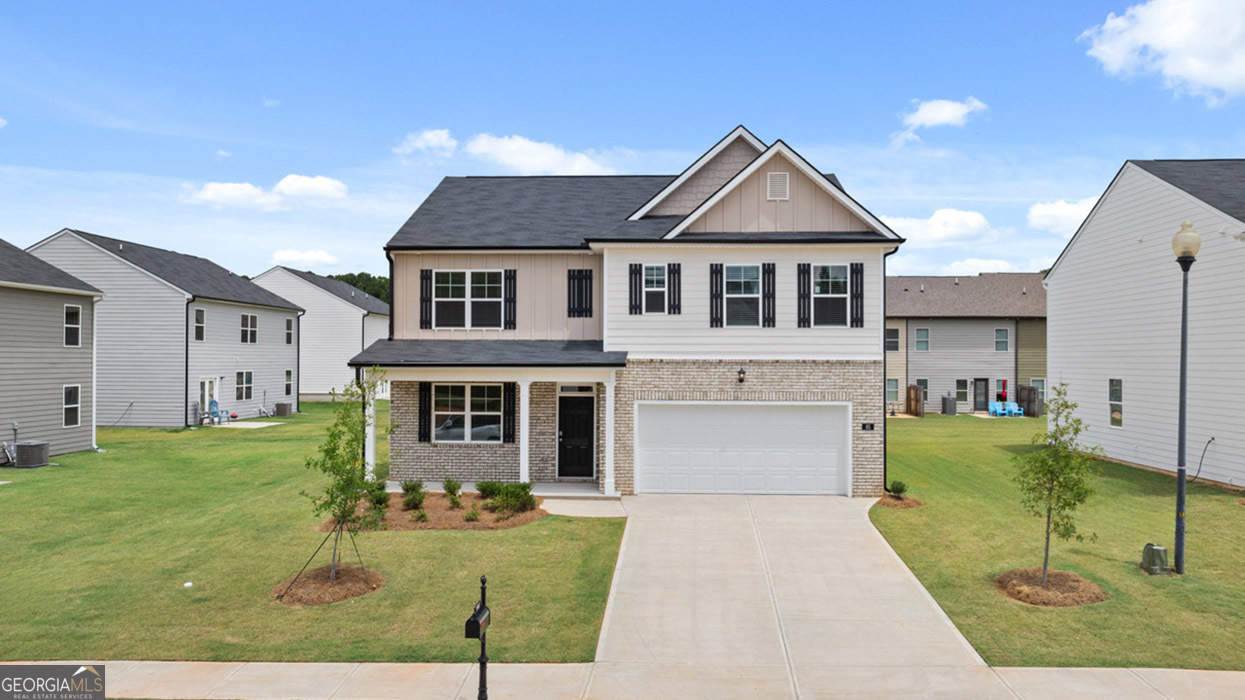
[318,492,548,532]
[271,563,385,606]
[1238,498,1245,507]
[994,567,1108,607]
[877,493,925,509]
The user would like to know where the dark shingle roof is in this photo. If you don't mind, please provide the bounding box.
[69,230,301,311]
[887,273,1046,318]
[278,267,389,315]
[1130,160,1245,223]
[349,339,627,367]
[1,237,101,294]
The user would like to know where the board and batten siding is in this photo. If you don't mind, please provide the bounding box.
[28,232,188,427]
[684,153,870,233]
[1017,319,1047,387]
[392,252,602,340]
[362,312,390,398]
[906,318,1016,413]
[1046,163,1245,487]
[885,318,907,389]
[187,299,300,422]
[604,245,884,357]
[0,287,95,454]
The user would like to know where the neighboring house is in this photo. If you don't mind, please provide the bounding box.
[1046,159,1245,488]
[0,238,102,456]
[886,273,1046,414]
[27,230,303,427]
[253,266,390,400]
[351,126,904,496]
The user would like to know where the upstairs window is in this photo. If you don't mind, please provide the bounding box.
[285,318,293,344]
[915,328,930,351]
[643,265,666,314]
[885,328,900,352]
[235,371,253,400]
[194,308,205,341]
[64,305,81,347]
[725,265,761,327]
[812,265,848,327]
[240,314,257,343]
[995,328,1009,352]
[434,271,502,328]
[1109,379,1123,427]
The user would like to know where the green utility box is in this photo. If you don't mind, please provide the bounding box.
[1141,543,1171,575]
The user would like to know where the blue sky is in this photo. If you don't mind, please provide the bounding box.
[3,0,1244,276]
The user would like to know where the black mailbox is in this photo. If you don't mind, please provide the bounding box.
[465,602,490,639]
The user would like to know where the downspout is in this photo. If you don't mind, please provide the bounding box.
[296,309,305,413]
[92,295,100,449]
[882,246,899,494]
[1014,318,1019,402]
[184,297,195,427]
[386,250,395,340]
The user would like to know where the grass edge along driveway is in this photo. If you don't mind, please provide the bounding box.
[873,414,1245,670]
[0,402,624,663]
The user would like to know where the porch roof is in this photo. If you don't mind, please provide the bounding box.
[349,339,627,368]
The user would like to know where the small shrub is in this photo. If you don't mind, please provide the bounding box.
[476,481,504,499]
[489,482,536,514]
[400,480,424,496]
[367,485,390,509]
[464,506,480,522]
[889,480,908,499]
[447,493,463,510]
[402,490,426,511]
[442,478,462,497]
[412,509,428,522]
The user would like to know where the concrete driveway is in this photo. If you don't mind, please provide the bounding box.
[586,495,1014,699]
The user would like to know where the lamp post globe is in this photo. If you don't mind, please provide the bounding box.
[1172,220,1200,575]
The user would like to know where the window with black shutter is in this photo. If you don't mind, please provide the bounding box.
[503,269,517,329]
[797,263,811,328]
[709,263,724,327]
[667,262,681,314]
[812,265,849,327]
[567,269,593,318]
[628,263,642,315]
[850,262,865,328]
[419,269,433,329]
[761,263,776,328]
[418,381,431,442]
[503,383,516,443]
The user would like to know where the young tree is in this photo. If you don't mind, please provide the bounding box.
[303,368,387,581]
[1013,383,1102,585]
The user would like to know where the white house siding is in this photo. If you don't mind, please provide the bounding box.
[885,318,907,397]
[29,233,187,427]
[0,287,95,454]
[362,312,390,398]
[1047,164,1245,487]
[906,318,1016,413]
[186,299,300,422]
[603,245,885,357]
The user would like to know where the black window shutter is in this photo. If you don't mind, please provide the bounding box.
[567,269,593,318]
[667,263,681,314]
[418,381,431,442]
[502,383,516,443]
[709,263,723,328]
[628,263,642,315]
[797,263,811,328]
[503,269,517,330]
[850,262,865,328]
[419,269,433,330]
[762,263,776,328]
[567,269,577,317]
[584,269,593,317]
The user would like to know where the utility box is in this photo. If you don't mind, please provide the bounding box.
[941,394,957,416]
[275,403,292,417]
[1141,543,1170,575]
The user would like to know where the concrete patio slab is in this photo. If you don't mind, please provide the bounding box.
[205,662,357,700]
[1129,668,1245,700]
[586,662,793,700]
[993,667,1167,699]
[331,663,469,700]
[213,421,282,429]
[457,663,591,700]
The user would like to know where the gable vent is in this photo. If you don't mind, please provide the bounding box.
[766,172,790,201]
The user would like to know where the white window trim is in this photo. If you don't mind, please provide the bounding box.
[996,379,1006,397]
[811,264,849,328]
[1109,379,1123,429]
[63,384,81,428]
[1030,378,1046,401]
[240,314,258,344]
[235,371,253,401]
[885,327,900,352]
[955,379,969,403]
[285,369,293,396]
[766,171,790,201]
[432,270,504,330]
[995,327,1009,352]
[63,304,82,348]
[916,378,928,401]
[915,327,930,352]
[886,378,899,403]
[432,382,504,444]
[194,307,206,342]
[285,318,293,344]
[642,264,667,314]
[724,264,762,328]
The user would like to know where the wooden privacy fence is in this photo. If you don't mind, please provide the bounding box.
[1017,384,1043,417]
[905,384,925,417]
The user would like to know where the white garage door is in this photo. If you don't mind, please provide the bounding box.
[636,403,849,495]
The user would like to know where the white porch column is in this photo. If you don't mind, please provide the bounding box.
[364,390,377,480]
[604,372,616,495]
[519,380,531,482]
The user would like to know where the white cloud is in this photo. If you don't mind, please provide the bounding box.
[182,181,284,211]
[0,116,7,128]
[273,174,348,199]
[215,149,231,160]
[939,258,1018,275]
[1080,0,1245,105]
[464,133,615,175]
[1027,196,1098,237]
[891,97,988,147]
[262,96,280,108]
[272,249,338,267]
[393,128,458,158]
[882,208,1000,249]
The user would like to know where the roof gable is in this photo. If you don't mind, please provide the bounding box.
[1130,159,1245,223]
[274,267,390,315]
[0,237,101,295]
[887,273,1046,318]
[630,126,765,219]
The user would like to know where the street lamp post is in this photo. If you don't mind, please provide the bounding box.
[1172,220,1201,575]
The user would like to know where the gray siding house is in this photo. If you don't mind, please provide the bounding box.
[887,273,1046,414]
[27,230,303,427]
[0,238,102,456]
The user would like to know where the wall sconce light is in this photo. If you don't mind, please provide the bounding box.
[737,368,747,384]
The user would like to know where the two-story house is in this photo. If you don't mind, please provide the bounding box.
[351,127,903,496]
[28,230,303,427]
[886,273,1046,414]
[253,266,390,400]
[0,238,102,457]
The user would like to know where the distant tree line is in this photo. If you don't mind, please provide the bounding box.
[329,272,390,302]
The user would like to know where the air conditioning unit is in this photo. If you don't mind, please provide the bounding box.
[15,440,50,468]
[275,403,292,417]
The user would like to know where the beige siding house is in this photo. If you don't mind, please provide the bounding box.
[353,127,904,496]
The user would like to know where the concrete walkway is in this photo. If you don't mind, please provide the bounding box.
[10,495,1244,699]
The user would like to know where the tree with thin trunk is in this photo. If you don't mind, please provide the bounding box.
[1013,383,1101,585]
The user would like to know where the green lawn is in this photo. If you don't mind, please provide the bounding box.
[874,414,1245,670]
[0,401,624,663]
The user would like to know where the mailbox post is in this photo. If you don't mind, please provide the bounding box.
[464,575,491,700]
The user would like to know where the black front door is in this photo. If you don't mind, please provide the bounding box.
[558,396,595,477]
[974,378,989,412]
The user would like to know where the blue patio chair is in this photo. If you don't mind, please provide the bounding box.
[208,399,228,425]
[1006,401,1024,417]
[988,401,1004,417]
